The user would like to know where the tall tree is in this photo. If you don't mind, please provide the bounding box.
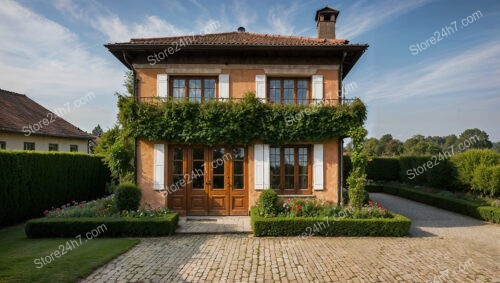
[94,72,135,182]
[457,128,492,149]
[92,124,104,137]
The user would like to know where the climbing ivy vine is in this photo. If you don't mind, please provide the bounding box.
[118,92,367,146]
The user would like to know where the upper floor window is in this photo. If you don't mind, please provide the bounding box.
[24,142,35,151]
[70,145,78,152]
[171,77,217,102]
[0,141,5,150]
[48,144,59,151]
[268,78,309,105]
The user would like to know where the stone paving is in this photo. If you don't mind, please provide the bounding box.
[83,194,500,282]
[176,216,252,234]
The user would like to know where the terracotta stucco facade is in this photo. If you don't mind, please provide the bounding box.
[134,66,341,213]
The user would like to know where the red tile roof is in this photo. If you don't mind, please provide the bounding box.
[0,89,91,139]
[124,31,349,46]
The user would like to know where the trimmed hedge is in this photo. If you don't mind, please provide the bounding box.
[365,158,400,181]
[25,214,179,238]
[0,151,110,226]
[366,184,500,223]
[250,208,410,237]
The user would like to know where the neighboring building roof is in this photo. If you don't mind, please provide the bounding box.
[0,89,92,140]
[123,32,350,46]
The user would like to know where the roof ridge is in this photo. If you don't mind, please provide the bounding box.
[0,88,26,96]
[128,31,347,44]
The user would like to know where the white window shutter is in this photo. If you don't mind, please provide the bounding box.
[157,74,168,97]
[313,144,324,190]
[218,74,229,100]
[263,144,270,189]
[153,144,165,190]
[254,144,270,190]
[312,75,323,101]
[255,75,266,102]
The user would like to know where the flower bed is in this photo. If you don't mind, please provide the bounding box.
[26,194,179,238]
[252,190,411,237]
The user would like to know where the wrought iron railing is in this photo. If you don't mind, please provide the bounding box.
[138,96,355,106]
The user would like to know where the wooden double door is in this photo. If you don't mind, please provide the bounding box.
[167,146,248,216]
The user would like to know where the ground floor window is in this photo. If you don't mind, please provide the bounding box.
[270,145,311,194]
[48,144,58,151]
[24,142,35,151]
[0,141,5,150]
[70,145,78,152]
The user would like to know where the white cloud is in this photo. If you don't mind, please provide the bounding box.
[92,15,186,43]
[337,0,432,39]
[232,0,257,29]
[0,0,124,131]
[267,1,302,35]
[361,41,500,103]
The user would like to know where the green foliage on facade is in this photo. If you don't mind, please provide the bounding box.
[118,93,367,146]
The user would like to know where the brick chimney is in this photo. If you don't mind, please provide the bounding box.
[315,7,339,39]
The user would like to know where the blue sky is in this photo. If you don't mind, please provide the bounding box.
[1,0,499,141]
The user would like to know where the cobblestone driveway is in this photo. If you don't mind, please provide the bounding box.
[83,194,500,282]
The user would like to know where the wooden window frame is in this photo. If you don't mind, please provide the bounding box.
[169,76,218,101]
[267,78,311,105]
[270,145,312,195]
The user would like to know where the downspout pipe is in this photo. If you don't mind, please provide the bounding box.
[337,51,347,206]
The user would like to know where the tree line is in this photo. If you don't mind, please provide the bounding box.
[345,128,499,156]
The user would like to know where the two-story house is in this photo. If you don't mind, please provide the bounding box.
[106,7,368,215]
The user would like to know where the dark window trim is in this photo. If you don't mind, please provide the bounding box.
[48,143,59,151]
[70,144,79,152]
[267,77,311,105]
[270,145,312,195]
[24,142,35,151]
[0,141,5,150]
[169,76,219,101]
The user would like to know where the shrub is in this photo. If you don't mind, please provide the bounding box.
[471,165,500,197]
[425,159,459,189]
[365,158,400,181]
[114,183,142,211]
[251,208,410,237]
[398,156,431,185]
[452,149,499,186]
[25,214,179,238]
[0,151,110,226]
[257,189,279,217]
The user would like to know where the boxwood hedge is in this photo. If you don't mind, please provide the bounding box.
[0,151,110,226]
[25,214,179,238]
[250,208,411,237]
[366,184,500,223]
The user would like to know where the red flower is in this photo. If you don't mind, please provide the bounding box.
[296,205,301,211]
[290,206,295,211]
[43,210,49,215]
[56,208,61,212]
[368,201,375,206]
[295,211,299,216]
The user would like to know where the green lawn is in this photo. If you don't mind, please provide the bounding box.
[0,224,139,283]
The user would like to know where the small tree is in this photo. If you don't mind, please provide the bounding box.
[347,126,368,209]
[92,124,104,137]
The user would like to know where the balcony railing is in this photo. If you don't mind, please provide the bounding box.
[138,96,355,106]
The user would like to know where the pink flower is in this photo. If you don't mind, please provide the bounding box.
[56,208,61,212]
[43,210,49,215]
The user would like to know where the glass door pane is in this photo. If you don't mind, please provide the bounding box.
[211,148,225,189]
